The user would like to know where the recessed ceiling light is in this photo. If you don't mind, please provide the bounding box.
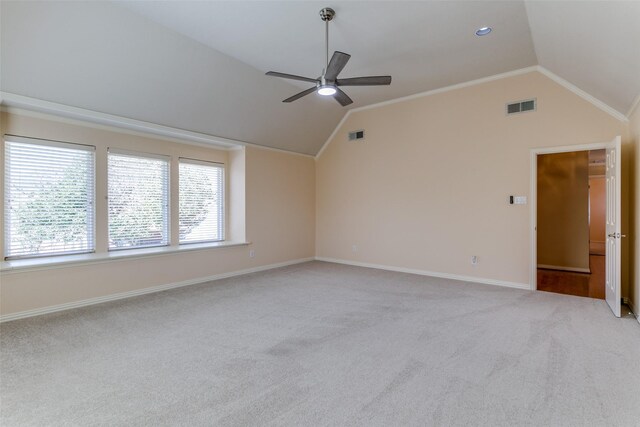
[475,27,492,36]
[317,85,337,96]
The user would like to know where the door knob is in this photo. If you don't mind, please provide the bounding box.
[608,233,627,238]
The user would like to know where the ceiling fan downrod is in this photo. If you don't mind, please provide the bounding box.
[319,7,335,74]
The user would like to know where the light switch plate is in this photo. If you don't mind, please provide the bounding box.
[514,196,527,205]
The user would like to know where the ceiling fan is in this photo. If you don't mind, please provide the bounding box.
[266,7,392,106]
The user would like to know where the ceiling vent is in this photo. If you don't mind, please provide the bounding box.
[348,130,365,141]
[506,99,536,115]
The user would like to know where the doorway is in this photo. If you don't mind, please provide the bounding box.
[535,149,605,299]
[529,137,622,317]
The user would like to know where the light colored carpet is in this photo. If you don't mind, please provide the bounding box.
[1,261,639,426]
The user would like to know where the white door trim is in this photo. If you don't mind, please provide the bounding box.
[529,141,611,291]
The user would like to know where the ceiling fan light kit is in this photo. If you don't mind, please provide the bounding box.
[266,6,392,106]
[318,85,337,96]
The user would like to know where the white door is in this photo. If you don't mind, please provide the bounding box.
[605,136,622,317]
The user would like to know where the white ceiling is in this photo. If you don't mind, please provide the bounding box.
[525,1,640,116]
[118,1,538,98]
[1,1,639,155]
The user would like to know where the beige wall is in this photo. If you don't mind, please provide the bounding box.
[629,103,640,316]
[245,146,316,265]
[1,70,636,319]
[589,177,606,247]
[537,152,590,271]
[316,71,629,288]
[0,111,315,315]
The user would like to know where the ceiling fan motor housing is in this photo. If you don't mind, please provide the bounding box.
[319,76,334,87]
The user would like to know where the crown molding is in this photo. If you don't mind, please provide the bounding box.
[0,92,242,149]
[317,67,535,160]
[351,66,540,116]
[314,109,352,160]
[0,92,315,158]
[316,66,540,160]
[2,65,628,163]
[627,92,640,118]
[535,66,628,123]
[315,66,629,160]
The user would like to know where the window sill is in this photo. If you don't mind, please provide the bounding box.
[0,241,251,274]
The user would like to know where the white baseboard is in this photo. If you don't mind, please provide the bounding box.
[622,297,640,324]
[0,257,314,323]
[315,257,530,290]
[537,264,591,273]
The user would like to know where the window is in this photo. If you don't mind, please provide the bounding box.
[4,136,95,259]
[108,149,169,250]
[179,159,224,244]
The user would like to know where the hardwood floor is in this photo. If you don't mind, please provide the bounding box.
[537,255,605,299]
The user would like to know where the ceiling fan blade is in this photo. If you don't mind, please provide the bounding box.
[324,51,351,80]
[283,86,317,103]
[266,71,318,84]
[333,88,353,106]
[337,76,392,86]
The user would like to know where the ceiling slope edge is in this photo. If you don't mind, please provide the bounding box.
[627,93,640,118]
[315,66,629,160]
[0,92,315,159]
[535,67,628,123]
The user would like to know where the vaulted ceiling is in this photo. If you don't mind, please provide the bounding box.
[1,1,639,155]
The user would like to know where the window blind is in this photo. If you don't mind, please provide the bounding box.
[179,159,224,244]
[108,149,170,250]
[4,136,95,259]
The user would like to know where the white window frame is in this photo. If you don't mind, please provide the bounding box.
[4,135,96,260]
[178,158,225,245]
[107,148,171,251]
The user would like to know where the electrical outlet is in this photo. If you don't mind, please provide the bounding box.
[352,245,358,253]
[471,255,478,265]
[249,249,256,258]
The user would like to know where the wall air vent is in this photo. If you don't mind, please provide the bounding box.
[506,99,536,115]
[348,130,365,141]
